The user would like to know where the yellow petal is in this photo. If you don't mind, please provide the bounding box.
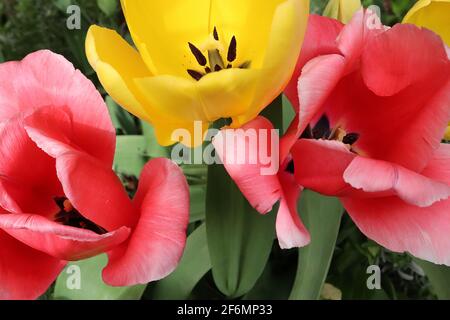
[403,0,450,45]
[233,0,309,127]
[323,0,362,24]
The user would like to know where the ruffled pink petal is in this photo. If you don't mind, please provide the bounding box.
[285,15,343,111]
[421,144,450,185]
[0,229,65,300]
[344,157,450,208]
[343,196,450,266]
[213,116,281,214]
[0,213,130,261]
[0,50,115,164]
[276,170,310,249]
[291,139,356,196]
[0,119,62,216]
[56,151,137,231]
[103,159,189,286]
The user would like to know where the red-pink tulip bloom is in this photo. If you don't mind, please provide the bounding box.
[287,11,450,264]
[0,50,189,300]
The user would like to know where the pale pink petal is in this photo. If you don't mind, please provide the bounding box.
[103,159,189,286]
[0,229,65,300]
[344,157,450,208]
[0,213,130,261]
[343,196,450,266]
[213,116,281,214]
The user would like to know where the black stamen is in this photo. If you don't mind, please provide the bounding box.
[238,61,252,69]
[205,67,211,73]
[187,69,205,81]
[312,115,331,139]
[227,64,232,69]
[213,26,219,41]
[188,42,207,66]
[286,160,295,174]
[227,36,237,62]
[343,133,360,145]
[300,125,313,139]
[214,65,223,72]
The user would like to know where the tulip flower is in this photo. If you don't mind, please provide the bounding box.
[323,0,362,23]
[0,50,189,300]
[287,11,450,264]
[86,0,309,147]
[403,0,450,45]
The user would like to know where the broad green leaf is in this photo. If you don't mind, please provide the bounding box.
[114,135,147,177]
[53,0,71,11]
[97,0,118,16]
[106,96,139,135]
[53,254,146,300]
[289,190,343,300]
[151,224,211,299]
[206,163,277,298]
[414,258,450,299]
[141,121,172,158]
[189,184,206,223]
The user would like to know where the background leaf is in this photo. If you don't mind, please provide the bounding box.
[97,0,118,17]
[289,190,343,300]
[53,254,146,300]
[414,258,450,299]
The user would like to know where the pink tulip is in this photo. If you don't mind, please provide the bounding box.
[287,11,450,264]
[0,50,189,300]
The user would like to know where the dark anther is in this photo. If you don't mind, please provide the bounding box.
[300,125,313,139]
[238,61,251,69]
[213,26,219,41]
[227,36,237,62]
[188,42,207,66]
[312,115,331,139]
[286,160,295,174]
[227,64,232,69]
[205,67,211,73]
[187,69,205,81]
[214,65,223,72]
[343,133,360,145]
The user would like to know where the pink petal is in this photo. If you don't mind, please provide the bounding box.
[0,119,62,216]
[291,139,356,196]
[421,144,450,185]
[103,159,189,286]
[213,117,281,214]
[285,15,343,111]
[56,151,137,231]
[0,50,115,164]
[343,196,450,266]
[276,170,310,249]
[0,229,65,300]
[0,213,130,261]
[344,157,450,207]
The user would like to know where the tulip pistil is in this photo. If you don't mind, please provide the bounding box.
[54,197,107,235]
[187,27,251,81]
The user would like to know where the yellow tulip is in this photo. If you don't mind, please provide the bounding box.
[403,0,450,45]
[86,0,309,146]
[323,0,362,23]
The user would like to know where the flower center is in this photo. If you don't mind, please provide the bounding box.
[54,197,107,235]
[187,27,251,81]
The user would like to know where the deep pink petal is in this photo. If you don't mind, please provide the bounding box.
[291,139,356,196]
[0,119,62,216]
[0,229,65,300]
[421,144,450,185]
[0,213,130,261]
[213,116,281,214]
[56,151,137,231]
[103,159,189,286]
[343,196,450,266]
[344,157,450,207]
[276,170,310,249]
[285,15,343,111]
[0,50,115,164]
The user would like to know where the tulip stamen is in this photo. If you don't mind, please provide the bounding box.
[187,27,251,81]
[54,197,107,235]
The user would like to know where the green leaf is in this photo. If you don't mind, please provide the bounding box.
[205,163,277,298]
[189,184,206,223]
[414,258,450,299]
[53,0,71,11]
[289,190,343,300]
[151,224,211,299]
[53,254,146,300]
[114,135,147,177]
[106,96,139,135]
[97,0,117,16]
